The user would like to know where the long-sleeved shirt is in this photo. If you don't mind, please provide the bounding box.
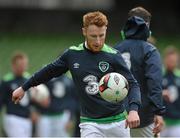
[22,43,141,121]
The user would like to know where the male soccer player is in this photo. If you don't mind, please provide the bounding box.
[12,11,141,137]
[0,52,32,137]
[115,7,166,137]
[161,46,180,137]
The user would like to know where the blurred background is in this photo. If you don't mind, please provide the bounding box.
[0,0,180,75]
[0,0,180,137]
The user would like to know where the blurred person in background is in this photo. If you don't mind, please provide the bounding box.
[161,46,180,137]
[115,7,165,137]
[0,52,33,137]
[0,52,49,137]
[34,74,79,137]
[11,11,141,137]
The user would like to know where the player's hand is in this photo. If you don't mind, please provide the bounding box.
[12,87,25,104]
[162,90,171,103]
[153,115,164,134]
[126,110,140,128]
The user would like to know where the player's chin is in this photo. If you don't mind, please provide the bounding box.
[92,47,102,53]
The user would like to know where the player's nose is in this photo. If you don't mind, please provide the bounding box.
[95,37,101,45]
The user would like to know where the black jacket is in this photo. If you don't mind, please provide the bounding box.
[115,16,165,127]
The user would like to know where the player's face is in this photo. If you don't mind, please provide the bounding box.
[83,25,107,53]
[12,58,28,76]
[165,53,178,71]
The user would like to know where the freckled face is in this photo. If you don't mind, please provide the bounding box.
[82,25,107,52]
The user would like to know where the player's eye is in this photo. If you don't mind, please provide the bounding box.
[99,34,105,38]
[91,35,97,38]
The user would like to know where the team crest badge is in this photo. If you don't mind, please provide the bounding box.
[99,61,109,72]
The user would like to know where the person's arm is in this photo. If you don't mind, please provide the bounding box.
[144,48,166,115]
[12,50,69,104]
[144,48,165,134]
[22,50,69,91]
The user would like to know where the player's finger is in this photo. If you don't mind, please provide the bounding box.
[130,120,139,128]
[132,120,137,128]
[153,124,160,133]
[133,121,138,128]
[125,120,128,128]
[14,100,18,104]
[128,121,133,128]
[12,95,16,102]
[14,98,21,104]
[136,120,140,127]
[153,128,161,134]
[154,133,160,138]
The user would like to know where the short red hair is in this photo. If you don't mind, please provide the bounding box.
[83,11,108,28]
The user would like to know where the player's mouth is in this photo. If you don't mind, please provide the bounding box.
[94,45,99,48]
[93,45,102,49]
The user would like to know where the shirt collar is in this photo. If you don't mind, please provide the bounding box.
[84,41,89,49]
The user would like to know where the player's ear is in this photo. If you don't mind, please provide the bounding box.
[82,27,86,36]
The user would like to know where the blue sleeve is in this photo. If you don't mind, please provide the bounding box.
[114,53,141,111]
[144,49,166,115]
[22,50,69,91]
